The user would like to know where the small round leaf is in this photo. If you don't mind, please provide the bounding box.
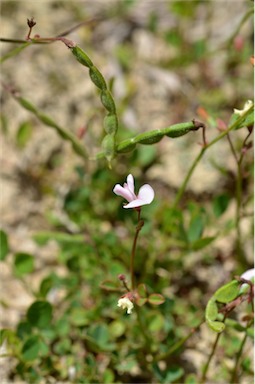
[27,301,52,329]
[148,294,165,305]
[14,253,34,276]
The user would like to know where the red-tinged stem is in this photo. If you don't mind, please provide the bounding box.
[130,208,143,290]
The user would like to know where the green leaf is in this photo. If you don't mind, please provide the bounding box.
[21,335,41,361]
[191,236,216,250]
[147,313,164,332]
[13,253,34,276]
[53,338,71,355]
[69,308,90,327]
[108,320,126,338]
[103,368,115,384]
[100,280,120,292]
[247,327,254,338]
[87,324,112,350]
[225,318,246,332]
[39,276,54,298]
[185,374,199,384]
[205,298,218,322]
[213,194,230,217]
[233,107,254,130]
[165,366,184,383]
[148,293,165,305]
[137,283,147,298]
[16,121,33,148]
[17,321,33,340]
[214,280,240,303]
[27,301,52,329]
[188,215,204,243]
[0,329,18,346]
[33,231,84,245]
[207,319,225,333]
[136,297,147,307]
[0,230,9,261]
[54,316,70,337]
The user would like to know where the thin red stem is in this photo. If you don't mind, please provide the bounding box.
[130,209,143,290]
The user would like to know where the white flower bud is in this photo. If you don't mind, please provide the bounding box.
[234,100,253,116]
[117,297,134,314]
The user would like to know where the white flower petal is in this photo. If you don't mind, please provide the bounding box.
[124,199,151,208]
[113,175,154,209]
[117,297,134,314]
[234,100,253,116]
[126,174,135,194]
[239,268,254,294]
[113,184,134,202]
[241,268,254,281]
[137,184,155,204]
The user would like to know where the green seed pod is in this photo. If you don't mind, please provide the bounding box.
[71,46,93,68]
[102,133,116,161]
[89,66,107,90]
[116,138,137,153]
[101,90,116,114]
[164,122,194,138]
[103,114,118,135]
[134,130,164,145]
[18,97,38,113]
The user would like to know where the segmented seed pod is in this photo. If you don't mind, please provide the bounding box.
[164,122,194,138]
[19,97,37,113]
[101,133,116,161]
[71,46,93,68]
[134,130,164,145]
[89,66,107,90]
[101,90,116,114]
[103,114,118,135]
[116,138,137,153]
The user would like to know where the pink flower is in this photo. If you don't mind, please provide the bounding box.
[113,174,154,209]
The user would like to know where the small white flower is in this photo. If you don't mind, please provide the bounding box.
[113,174,154,209]
[239,268,254,293]
[117,297,134,314]
[233,100,253,116]
[241,268,254,282]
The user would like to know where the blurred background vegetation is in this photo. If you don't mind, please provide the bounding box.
[0,1,254,383]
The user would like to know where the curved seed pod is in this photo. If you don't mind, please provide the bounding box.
[18,97,38,113]
[116,138,137,153]
[89,66,107,90]
[101,133,116,162]
[71,46,93,68]
[101,90,116,114]
[103,114,118,135]
[14,96,87,159]
[163,122,197,138]
[115,121,202,154]
[134,130,164,144]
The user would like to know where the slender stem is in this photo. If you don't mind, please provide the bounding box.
[155,320,204,361]
[173,148,205,207]
[226,8,254,49]
[226,133,245,264]
[173,106,254,208]
[230,331,248,383]
[226,133,239,163]
[130,209,143,290]
[201,322,225,383]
